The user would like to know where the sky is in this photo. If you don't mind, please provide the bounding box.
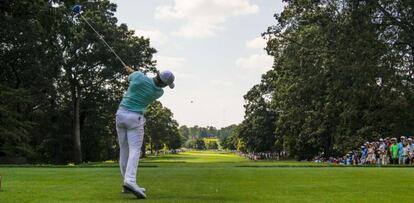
[110,0,284,128]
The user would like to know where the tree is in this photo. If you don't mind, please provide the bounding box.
[0,86,33,159]
[235,0,414,160]
[0,0,62,162]
[0,0,158,164]
[221,135,237,150]
[237,72,278,153]
[216,125,237,140]
[195,138,206,150]
[179,125,190,142]
[204,138,219,150]
[144,101,181,155]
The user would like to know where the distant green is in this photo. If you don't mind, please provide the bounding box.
[1,151,413,203]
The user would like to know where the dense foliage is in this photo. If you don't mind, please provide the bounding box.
[0,0,179,164]
[231,0,414,159]
[144,101,181,156]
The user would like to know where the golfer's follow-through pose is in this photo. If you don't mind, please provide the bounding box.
[116,65,174,199]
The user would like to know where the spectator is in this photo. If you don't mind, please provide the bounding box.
[398,136,406,165]
[353,150,359,165]
[360,145,367,164]
[408,138,414,165]
[385,138,391,164]
[374,142,381,165]
[390,138,399,165]
[346,152,352,165]
[403,141,410,165]
[379,138,387,165]
[367,143,375,164]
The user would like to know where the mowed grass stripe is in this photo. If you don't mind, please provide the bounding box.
[141,151,249,163]
[0,151,413,203]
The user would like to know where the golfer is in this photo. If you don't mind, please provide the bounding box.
[116,66,174,199]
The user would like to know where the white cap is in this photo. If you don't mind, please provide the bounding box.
[159,70,175,89]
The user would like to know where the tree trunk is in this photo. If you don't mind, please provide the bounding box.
[72,85,82,164]
[141,137,146,158]
[150,142,153,155]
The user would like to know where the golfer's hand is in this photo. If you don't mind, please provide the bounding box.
[125,66,135,74]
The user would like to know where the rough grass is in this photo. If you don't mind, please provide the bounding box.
[0,151,413,203]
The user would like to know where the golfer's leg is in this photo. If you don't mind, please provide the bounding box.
[124,118,144,184]
[116,116,129,180]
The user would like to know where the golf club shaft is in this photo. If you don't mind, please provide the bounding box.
[79,14,128,68]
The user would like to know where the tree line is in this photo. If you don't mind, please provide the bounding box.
[0,0,180,164]
[223,0,414,160]
[178,125,237,150]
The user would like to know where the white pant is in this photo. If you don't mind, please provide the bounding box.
[116,107,145,185]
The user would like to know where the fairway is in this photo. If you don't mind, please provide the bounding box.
[0,151,413,203]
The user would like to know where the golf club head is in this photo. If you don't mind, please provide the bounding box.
[72,5,82,14]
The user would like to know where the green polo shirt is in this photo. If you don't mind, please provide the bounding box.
[390,144,398,159]
[119,72,163,113]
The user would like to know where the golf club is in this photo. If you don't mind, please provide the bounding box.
[72,4,128,68]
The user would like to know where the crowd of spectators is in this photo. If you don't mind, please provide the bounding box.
[322,136,414,165]
[234,136,414,166]
[238,152,284,160]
